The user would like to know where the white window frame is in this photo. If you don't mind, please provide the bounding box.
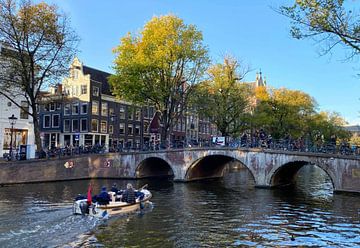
[64,103,71,116]
[52,114,60,128]
[43,115,51,128]
[119,123,125,134]
[92,101,99,115]
[101,121,107,133]
[72,103,79,115]
[81,85,87,95]
[80,118,87,132]
[49,103,56,112]
[93,86,99,97]
[72,119,79,132]
[63,119,70,132]
[101,102,108,117]
[80,103,88,115]
[91,119,98,132]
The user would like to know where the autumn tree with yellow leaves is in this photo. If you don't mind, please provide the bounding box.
[110,15,209,145]
[193,56,253,141]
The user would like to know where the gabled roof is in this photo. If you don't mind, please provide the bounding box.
[83,65,112,95]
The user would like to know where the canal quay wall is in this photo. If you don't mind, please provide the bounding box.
[0,148,360,194]
[0,153,127,185]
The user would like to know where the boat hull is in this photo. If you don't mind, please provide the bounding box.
[73,189,152,217]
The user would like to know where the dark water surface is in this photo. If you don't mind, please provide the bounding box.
[0,165,359,247]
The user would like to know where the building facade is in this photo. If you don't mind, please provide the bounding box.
[39,58,151,150]
[0,43,35,158]
[0,95,35,157]
[39,58,217,150]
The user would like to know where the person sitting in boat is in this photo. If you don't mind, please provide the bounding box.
[111,183,119,194]
[95,186,111,205]
[122,183,136,204]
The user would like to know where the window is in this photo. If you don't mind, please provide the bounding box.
[73,70,79,79]
[119,123,125,134]
[64,119,70,132]
[109,108,115,116]
[56,103,61,110]
[119,106,125,119]
[20,101,29,119]
[91,119,98,132]
[93,86,99,97]
[81,103,88,114]
[135,109,141,121]
[128,124,133,135]
[80,118,87,132]
[43,115,50,128]
[64,103,71,115]
[81,85,87,95]
[109,125,113,134]
[52,114,60,127]
[49,103,56,111]
[143,122,149,134]
[72,119,79,132]
[101,121,107,133]
[128,108,134,120]
[72,103,79,115]
[72,85,79,96]
[135,125,140,135]
[101,102,108,116]
[92,101,99,115]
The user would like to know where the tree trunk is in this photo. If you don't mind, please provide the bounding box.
[31,105,42,151]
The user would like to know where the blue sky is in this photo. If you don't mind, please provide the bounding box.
[48,0,360,124]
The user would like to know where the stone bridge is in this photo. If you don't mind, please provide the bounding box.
[119,148,360,194]
[1,148,359,194]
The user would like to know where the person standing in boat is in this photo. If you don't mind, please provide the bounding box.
[122,183,136,204]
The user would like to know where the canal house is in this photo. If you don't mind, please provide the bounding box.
[39,58,151,150]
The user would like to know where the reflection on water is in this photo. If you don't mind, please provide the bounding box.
[0,165,359,247]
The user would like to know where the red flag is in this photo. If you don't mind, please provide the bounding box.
[87,184,92,205]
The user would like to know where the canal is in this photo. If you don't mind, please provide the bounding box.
[0,164,359,247]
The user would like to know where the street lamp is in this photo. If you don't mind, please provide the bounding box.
[8,114,18,160]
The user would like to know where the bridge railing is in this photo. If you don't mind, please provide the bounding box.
[3,139,359,162]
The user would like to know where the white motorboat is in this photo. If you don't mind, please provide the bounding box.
[73,187,152,218]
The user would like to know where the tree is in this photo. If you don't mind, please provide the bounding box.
[253,87,317,139]
[0,0,78,150]
[193,56,253,140]
[279,0,360,59]
[306,111,350,145]
[110,15,209,145]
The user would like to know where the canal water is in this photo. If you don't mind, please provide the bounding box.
[0,164,359,247]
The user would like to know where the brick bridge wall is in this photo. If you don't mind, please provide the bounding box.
[0,148,359,194]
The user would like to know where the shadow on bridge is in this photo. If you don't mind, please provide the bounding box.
[271,161,335,189]
[185,155,251,181]
[136,157,174,179]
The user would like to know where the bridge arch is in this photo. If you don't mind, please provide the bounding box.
[135,157,174,179]
[185,154,255,182]
[269,160,336,189]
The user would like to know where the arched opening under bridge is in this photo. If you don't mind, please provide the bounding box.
[136,157,174,179]
[186,155,254,183]
[270,161,335,194]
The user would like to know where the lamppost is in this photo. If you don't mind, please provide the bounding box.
[8,114,18,160]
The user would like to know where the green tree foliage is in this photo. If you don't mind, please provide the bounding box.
[193,56,253,139]
[253,87,317,139]
[0,0,78,150]
[110,15,209,144]
[279,0,360,58]
[306,111,350,144]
